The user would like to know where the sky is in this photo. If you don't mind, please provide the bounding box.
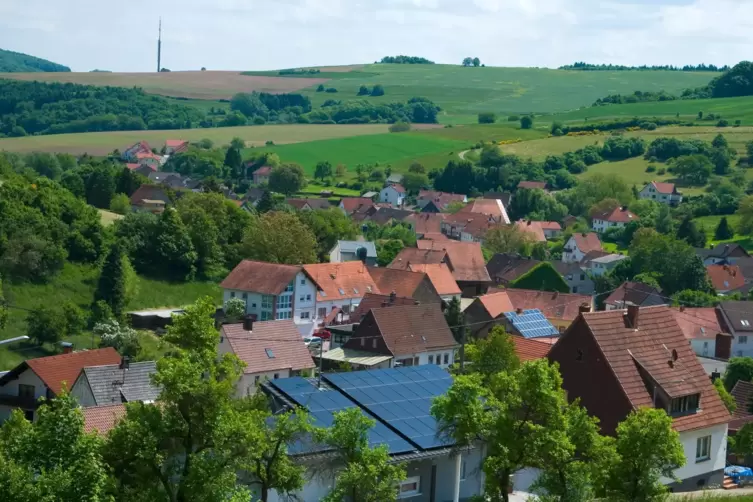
[1,0,752,72]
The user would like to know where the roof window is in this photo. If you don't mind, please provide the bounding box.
[265,348,275,359]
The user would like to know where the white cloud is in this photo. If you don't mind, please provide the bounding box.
[0,0,750,72]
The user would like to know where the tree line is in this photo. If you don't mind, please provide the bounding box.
[0,48,71,72]
[380,55,434,64]
[560,61,729,72]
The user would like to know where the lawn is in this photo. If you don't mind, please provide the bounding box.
[98,209,123,226]
[547,95,753,126]
[254,131,470,175]
[0,263,221,370]
[0,124,399,155]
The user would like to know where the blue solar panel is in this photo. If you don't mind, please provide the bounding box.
[324,365,454,450]
[271,377,414,455]
[503,309,559,339]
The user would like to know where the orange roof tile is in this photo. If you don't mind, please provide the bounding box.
[595,207,638,224]
[21,348,122,396]
[458,199,510,224]
[416,240,491,283]
[571,233,602,254]
[221,260,302,295]
[83,404,127,435]
[221,320,315,374]
[304,261,379,301]
[340,198,375,214]
[707,264,745,292]
[514,220,547,243]
[389,248,448,269]
[505,289,592,321]
[518,181,547,190]
[512,336,551,361]
[422,232,449,241]
[407,263,461,296]
[652,181,677,194]
[477,291,515,318]
[670,307,726,340]
[367,267,431,298]
[350,293,419,322]
[406,213,445,235]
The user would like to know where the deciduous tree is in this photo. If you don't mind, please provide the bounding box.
[714,378,736,413]
[299,208,357,261]
[242,212,317,265]
[314,161,333,181]
[269,164,306,195]
[723,357,753,390]
[484,225,534,256]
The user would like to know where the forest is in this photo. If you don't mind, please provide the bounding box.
[0,48,71,72]
[560,61,729,72]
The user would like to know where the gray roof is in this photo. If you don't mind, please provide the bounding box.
[719,301,753,333]
[82,361,160,406]
[362,191,378,198]
[590,254,628,265]
[697,356,728,377]
[386,174,404,183]
[333,240,377,257]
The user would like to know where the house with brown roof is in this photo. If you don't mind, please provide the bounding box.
[406,263,462,302]
[343,304,458,369]
[122,141,152,162]
[134,151,163,169]
[129,184,170,213]
[730,381,753,434]
[512,337,552,362]
[367,267,442,305]
[456,199,510,224]
[83,403,127,435]
[640,181,683,206]
[549,305,730,491]
[285,198,332,211]
[349,292,419,324]
[506,288,593,330]
[405,213,445,238]
[379,184,407,206]
[592,206,639,233]
[416,190,467,212]
[440,212,503,243]
[219,318,315,395]
[707,264,745,294]
[604,281,665,311]
[717,301,753,359]
[0,348,121,422]
[463,290,516,338]
[517,180,548,191]
[339,197,375,215]
[562,232,603,263]
[416,240,492,297]
[670,307,731,360]
[486,254,540,286]
[253,166,273,185]
[164,139,189,155]
[514,220,547,243]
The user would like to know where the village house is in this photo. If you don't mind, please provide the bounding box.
[696,243,751,266]
[262,365,485,502]
[349,292,419,324]
[218,318,315,396]
[378,183,406,206]
[356,207,413,226]
[562,232,603,263]
[121,141,152,162]
[253,166,272,185]
[406,263,462,302]
[0,348,121,422]
[552,261,595,295]
[639,181,683,206]
[707,264,745,295]
[285,198,332,211]
[329,240,377,266]
[670,307,731,359]
[338,197,375,215]
[500,309,560,339]
[129,184,170,213]
[717,301,753,358]
[591,206,638,233]
[517,180,548,191]
[367,266,443,305]
[405,213,445,239]
[485,253,593,295]
[583,252,628,277]
[134,151,163,169]
[71,359,159,407]
[83,404,128,436]
[416,190,467,212]
[604,281,665,310]
[549,305,731,491]
[456,199,511,224]
[729,381,753,437]
[164,139,189,155]
[415,240,492,297]
[126,162,156,177]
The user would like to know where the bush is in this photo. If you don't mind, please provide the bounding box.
[640,122,658,131]
[508,115,520,122]
[325,88,338,93]
[370,84,385,97]
[252,116,266,125]
[718,119,730,127]
[657,168,666,175]
[316,84,325,92]
[520,115,534,129]
[478,112,496,124]
[735,120,742,127]
[645,165,657,173]
[388,122,411,133]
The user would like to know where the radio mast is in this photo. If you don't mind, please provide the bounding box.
[157,18,162,72]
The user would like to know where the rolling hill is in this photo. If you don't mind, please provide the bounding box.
[0,48,70,72]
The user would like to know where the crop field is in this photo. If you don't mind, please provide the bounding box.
[0,124,404,155]
[0,70,327,99]
[254,131,469,175]
[548,95,753,125]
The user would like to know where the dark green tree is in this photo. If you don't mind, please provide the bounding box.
[724,357,753,391]
[357,85,370,96]
[94,243,130,318]
[520,115,534,129]
[153,208,198,281]
[370,84,385,97]
[314,161,333,181]
[116,167,145,196]
[269,164,305,195]
[256,189,275,213]
[676,215,706,248]
[444,296,465,344]
[84,165,116,209]
[715,216,734,240]
[654,204,673,235]
[712,133,728,149]
[224,147,243,180]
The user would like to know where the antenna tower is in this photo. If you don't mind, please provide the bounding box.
[157,18,162,73]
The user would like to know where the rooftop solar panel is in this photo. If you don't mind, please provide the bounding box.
[503,309,560,339]
[324,365,454,450]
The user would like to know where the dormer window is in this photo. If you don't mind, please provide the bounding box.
[670,393,700,415]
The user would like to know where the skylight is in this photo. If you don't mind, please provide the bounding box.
[743,320,750,327]
[265,348,275,359]
[338,288,345,295]
[353,287,359,294]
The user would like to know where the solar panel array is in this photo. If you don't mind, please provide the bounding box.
[325,365,453,450]
[271,377,413,455]
[503,309,560,339]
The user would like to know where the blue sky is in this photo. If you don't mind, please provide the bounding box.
[0,0,751,72]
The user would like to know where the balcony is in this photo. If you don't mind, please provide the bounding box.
[0,394,40,409]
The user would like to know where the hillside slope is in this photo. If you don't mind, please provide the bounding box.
[0,48,70,72]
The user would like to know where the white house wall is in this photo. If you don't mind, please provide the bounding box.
[70,374,97,407]
[690,339,716,358]
[662,423,727,486]
[0,369,48,422]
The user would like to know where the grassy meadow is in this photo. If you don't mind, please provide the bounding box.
[0,263,221,370]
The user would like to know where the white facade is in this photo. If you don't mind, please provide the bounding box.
[640,183,683,206]
[592,218,627,233]
[731,334,753,359]
[562,236,587,264]
[71,374,97,407]
[379,185,406,206]
[0,368,48,422]
[391,349,455,370]
[690,338,716,358]
[662,423,727,486]
[587,256,628,277]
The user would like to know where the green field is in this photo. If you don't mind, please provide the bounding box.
[0,124,405,155]
[98,209,123,226]
[548,95,753,125]
[0,263,221,370]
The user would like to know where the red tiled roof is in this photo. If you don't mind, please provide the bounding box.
[707,264,745,292]
[406,213,445,235]
[83,404,127,435]
[389,248,448,269]
[514,220,547,243]
[129,184,169,205]
[353,304,457,356]
[126,163,141,170]
[731,380,753,419]
[604,282,665,308]
[388,184,406,193]
[539,221,562,230]
[350,293,419,322]
[477,291,515,318]
[670,307,726,340]
[304,261,379,301]
[422,232,449,241]
[340,198,375,214]
[367,267,430,299]
[505,289,592,321]
[407,263,461,296]
[595,207,638,224]
[518,181,547,190]
[652,181,677,194]
[458,199,510,224]
[220,260,302,295]
[576,306,730,432]
[571,233,602,254]
[165,139,187,147]
[254,166,272,176]
[513,336,551,361]
[221,320,315,374]
[24,348,121,396]
[135,152,161,160]
[417,191,466,209]
[417,240,491,283]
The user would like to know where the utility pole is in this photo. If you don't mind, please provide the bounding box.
[317,337,324,388]
[157,18,162,73]
[459,319,467,373]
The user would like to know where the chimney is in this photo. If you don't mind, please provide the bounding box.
[61,342,73,354]
[680,305,685,312]
[553,291,559,299]
[579,303,590,314]
[516,308,523,314]
[389,291,397,304]
[119,356,130,370]
[625,303,640,329]
[243,315,254,331]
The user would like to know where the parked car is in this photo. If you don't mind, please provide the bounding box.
[304,336,322,348]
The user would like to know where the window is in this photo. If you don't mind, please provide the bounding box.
[277,295,292,310]
[396,358,414,367]
[273,373,280,380]
[360,338,365,347]
[398,476,421,498]
[428,355,434,364]
[300,296,305,302]
[23,410,33,422]
[739,350,745,357]
[580,274,586,281]
[444,353,449,365]
[18,384,34,399]
[251,303,257,308]
[230,291,236,298]
[372,339,377,349]
[696,435,711,462]
[573,286,579,294]
[342,305,351,314]
[261,311,271,321]
[742,320,750,327]
[242,292,248,299]
[300,312,310,320]
[318,307,327,318]
[460,461,466,481]
[670,394,700,415]
[285,282,294,292]
[262,295,274,310]
[306,294,312,301]
[301,279,306,285]
[566,274,573,281]
[741,336,749,344]
[265,348,275,358]
[276,311,292,320]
